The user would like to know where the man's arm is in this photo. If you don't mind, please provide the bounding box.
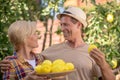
[2,60,17,80]
[98,62,115,80]
[90,48,115,80]
[0,56,16,73]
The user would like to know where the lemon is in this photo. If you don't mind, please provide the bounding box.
[106,14,114,23]
[88,44,97,53]
[35,60,52,74]
[64,66,69,71]
[111,59,117,69]
[64,65,69,71]
[51,64,65,73]
[53,59,65,66]
[41,65,51,73]
[66,63,74,70]
[42,60,52,66]
[35,65,42,74]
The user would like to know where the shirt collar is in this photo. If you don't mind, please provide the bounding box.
[14,52,28,64]
[13,52,40,65]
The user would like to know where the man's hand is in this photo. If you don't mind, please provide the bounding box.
[89,48,108,69]
[90,48,115,80]
[25,71,50,80]
[0,56,16,73]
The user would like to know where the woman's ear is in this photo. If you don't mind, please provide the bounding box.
[23,38,27,45]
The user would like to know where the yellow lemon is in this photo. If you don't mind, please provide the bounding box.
[35,65,42,74]
[106,14,114,23]
[41,65,51,73]
[42,60,52,66]
[111,59,117,69]
[64,65,69,71]
[66,63,74,70]
[88,44,97,53]
[51,64,65,73]
[53,59,65,66]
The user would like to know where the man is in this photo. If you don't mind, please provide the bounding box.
[0,6,115,80]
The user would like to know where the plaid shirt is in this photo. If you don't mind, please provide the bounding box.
[3,52,44,80]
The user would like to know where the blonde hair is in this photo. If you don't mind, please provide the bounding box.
[8,20,36,51]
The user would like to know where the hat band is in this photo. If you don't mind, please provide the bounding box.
[63,11,72,14]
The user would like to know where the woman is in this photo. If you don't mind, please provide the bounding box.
[3,20,45,80]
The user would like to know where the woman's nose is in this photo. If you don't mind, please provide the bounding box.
[61,26,65,31]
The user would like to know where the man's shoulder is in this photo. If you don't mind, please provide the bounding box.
[46,42,65,50]
[51,42,65,47]
[41,42,65,54]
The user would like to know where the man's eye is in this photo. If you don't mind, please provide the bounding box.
[64,24,68,27]
[61,23,68,26]
[60,23,62,26]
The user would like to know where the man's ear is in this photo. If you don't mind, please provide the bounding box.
[77,22,83,29]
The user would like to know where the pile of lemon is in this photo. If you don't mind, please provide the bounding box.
[35,59,74,74]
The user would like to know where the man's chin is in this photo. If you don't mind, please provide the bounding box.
[33,45,39,48]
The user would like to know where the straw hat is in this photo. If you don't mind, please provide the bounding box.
[57,6,87,27]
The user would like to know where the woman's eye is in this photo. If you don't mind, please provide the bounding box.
[35,30,40,35]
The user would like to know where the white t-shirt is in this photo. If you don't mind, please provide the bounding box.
[27,59,36,68]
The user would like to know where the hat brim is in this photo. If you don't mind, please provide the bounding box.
[57,13,87,27]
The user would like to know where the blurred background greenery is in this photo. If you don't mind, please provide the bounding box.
[0,0,120,79]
